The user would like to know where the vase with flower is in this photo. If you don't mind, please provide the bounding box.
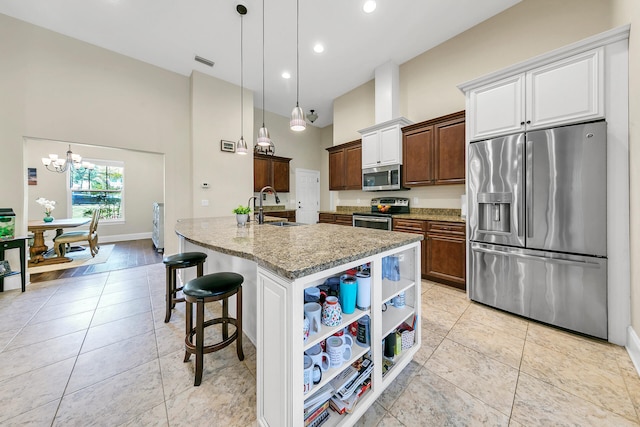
[36,197,56,222]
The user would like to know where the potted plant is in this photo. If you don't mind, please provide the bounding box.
[232,205,251,227]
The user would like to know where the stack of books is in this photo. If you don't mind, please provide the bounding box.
[304,400,330,427]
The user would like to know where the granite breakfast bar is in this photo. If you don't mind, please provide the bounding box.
[174,217,422,427]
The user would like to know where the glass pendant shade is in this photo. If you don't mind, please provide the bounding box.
[257,126,271,146]
[290,105,306,131]
[236,136,248,154]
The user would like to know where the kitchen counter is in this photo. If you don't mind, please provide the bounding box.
[174,216,422,426]
[318,210,466,223]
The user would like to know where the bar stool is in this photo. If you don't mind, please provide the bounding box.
[183,272,244,386]
[163,252,208,323]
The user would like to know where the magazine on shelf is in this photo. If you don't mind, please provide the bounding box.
[304,383,335,411]
[305,401,330,427]
[335,359,373,400]
[307,409,329,427]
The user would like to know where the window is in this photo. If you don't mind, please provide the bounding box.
[68,160,124,222]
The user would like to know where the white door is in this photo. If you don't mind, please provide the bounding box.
[295,169,319,224]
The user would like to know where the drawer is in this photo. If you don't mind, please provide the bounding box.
[318,213,336,223]
[334,214,353,226]
[427,221,465,236]
[393,219,426,233]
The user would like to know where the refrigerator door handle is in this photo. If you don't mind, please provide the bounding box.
[472,244,602,269]
[526,138,533,238]
[517,136,525,239]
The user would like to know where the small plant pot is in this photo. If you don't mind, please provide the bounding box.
[236,214,249,227]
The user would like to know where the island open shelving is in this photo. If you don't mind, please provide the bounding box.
[175,218,422,427]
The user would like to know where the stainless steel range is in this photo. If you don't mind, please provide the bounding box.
[352,197,410,231]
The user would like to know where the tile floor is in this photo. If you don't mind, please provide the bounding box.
[0,263,639,426]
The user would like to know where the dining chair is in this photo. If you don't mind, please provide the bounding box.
[54,209,100,257]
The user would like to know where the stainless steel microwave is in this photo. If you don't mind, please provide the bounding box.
[362,164,402,191]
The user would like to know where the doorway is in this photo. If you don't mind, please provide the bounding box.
[295,169,319,224]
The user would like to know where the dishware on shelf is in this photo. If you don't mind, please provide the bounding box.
[384,332,397,358]
[394,291,406,308]
[356,315,370,347]
[303,355,321,393]
[339,274,357,314]
[303,315,310,342]
[305,344,330,372]
[388,255,400,281]
[356,271,371,310]
[322,277,340,296]
[304,302,322,335]
[322,296,342,326]
[304,287,326,304]
[326,335,353,368]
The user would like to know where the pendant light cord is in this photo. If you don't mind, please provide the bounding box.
[296,0,299,107]
[262,0,266,127]
[240,13,244,138]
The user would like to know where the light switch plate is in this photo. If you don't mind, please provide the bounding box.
[201,199,209,206]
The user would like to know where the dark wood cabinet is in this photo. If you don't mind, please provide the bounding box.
[318,213,352,226]
[327,140,362,191]
[392,219,428,278]
[393,218,466,290]
[402,111,465,187]
[426,221,466,290]
[266,210,296,221]
[254,154,291,193]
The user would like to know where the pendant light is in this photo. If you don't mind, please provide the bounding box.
[289,0,306,131]
[236,4,248,155]
[257,0,272,147]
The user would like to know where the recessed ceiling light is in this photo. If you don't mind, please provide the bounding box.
[282,71,291,79]
[363,0,376,13]
[313,43,324,54]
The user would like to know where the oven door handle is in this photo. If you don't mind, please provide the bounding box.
[353,216,391,223]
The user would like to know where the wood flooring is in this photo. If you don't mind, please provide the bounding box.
[29,239,163,283]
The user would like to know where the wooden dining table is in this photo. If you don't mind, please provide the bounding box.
[28,218,91,266]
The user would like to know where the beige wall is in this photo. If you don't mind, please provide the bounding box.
[0,13,187,289]
[612,0,640,338]
[25,139,164,238]
[252,109,326,208]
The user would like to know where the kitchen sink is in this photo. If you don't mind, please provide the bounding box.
[266,221,303,227]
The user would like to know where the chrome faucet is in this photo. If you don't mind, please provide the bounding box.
[258,186,280,224]
[247,196,257,222]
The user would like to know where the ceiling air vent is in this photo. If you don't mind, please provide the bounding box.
[194,55,214,67]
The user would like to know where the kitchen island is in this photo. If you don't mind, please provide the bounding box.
[175,217,422,427]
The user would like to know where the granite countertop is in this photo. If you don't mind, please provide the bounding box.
[174,216,422,280]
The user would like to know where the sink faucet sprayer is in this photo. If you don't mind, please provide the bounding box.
[258,186,280,224]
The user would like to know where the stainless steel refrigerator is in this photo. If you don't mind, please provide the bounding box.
[468,120,608,339]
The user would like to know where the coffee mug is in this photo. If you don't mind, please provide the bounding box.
[303,355,321,393]
[305,344,330,372]
[339,274,357,314]
[304,287,326,304]
[303,315,310,342]
[304,302,322,335]
[326,335,353,368]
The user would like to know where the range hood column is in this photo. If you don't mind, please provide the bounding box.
[375,61,400,123]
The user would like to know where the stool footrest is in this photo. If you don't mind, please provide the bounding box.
[185,318,240,355]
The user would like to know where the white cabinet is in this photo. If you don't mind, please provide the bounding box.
[468,48,604,141]
[257,242,421,426]
[152,202,164,252]
[359,118,412,168]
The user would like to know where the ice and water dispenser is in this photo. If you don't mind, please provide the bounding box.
[476,193,512,234]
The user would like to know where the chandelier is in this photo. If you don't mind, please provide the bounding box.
[41,145,94,173]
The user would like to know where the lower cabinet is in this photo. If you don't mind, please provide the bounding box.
[266,210,296,222]
[426,222,466,290]
[393,218,466,290]
[318,213,352,226]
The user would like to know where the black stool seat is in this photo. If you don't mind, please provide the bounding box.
[162,251,207,323]
[163,252,208,267]
[183,271,244,386]
[183,272,243,298]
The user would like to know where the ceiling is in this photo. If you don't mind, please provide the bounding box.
[0,0,521,129]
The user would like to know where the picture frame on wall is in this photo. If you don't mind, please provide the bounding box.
[220,140,236,153]
[28,168,37,185]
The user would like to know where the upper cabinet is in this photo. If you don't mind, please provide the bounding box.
[402,111,465,186]
[327,139,362,191]
[467,48,604,141]
[359,118,412,168]
[253,154,291,193]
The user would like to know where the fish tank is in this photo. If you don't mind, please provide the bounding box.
[0,208,16,240]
